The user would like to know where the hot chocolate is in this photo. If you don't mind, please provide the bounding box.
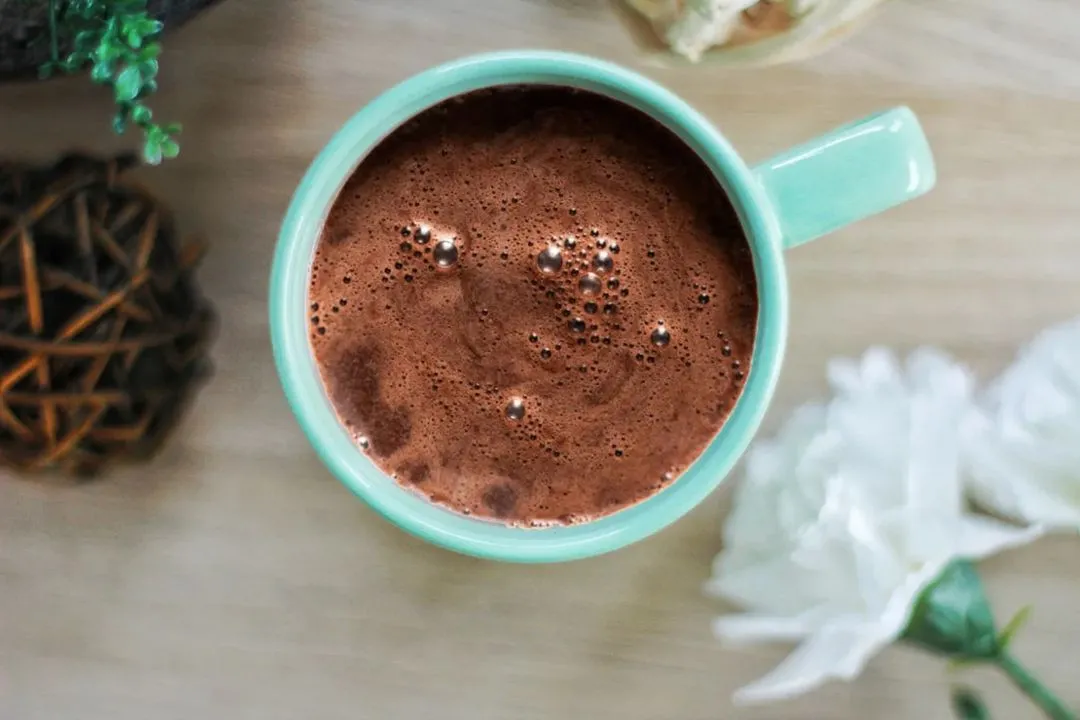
[308,85,757,526]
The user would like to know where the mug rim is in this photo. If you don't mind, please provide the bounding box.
[270,50,788,562]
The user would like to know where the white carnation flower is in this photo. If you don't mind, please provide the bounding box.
[965,317,1080,530]
[706,348,1041,704]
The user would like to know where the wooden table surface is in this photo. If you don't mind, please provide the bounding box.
[2,1,1079,718]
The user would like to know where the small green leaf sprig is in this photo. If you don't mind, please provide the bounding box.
[39,0,180,164]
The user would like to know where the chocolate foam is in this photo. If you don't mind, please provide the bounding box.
[308,86,757,526]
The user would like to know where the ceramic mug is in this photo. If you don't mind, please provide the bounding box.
[271,50,935,563]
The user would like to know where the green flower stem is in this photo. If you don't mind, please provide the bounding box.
[997,653,1076,720]
[48,0,60,62]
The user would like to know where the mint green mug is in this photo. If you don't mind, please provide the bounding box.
[271,51,935,563]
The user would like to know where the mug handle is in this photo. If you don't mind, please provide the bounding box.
[751,106,936,249]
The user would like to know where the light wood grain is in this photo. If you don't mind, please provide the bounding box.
[2,1,1080,718]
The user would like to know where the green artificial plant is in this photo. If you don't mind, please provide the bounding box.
[38,0,180,164]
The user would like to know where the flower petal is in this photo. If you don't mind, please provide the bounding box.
[907,347,974,400]
[965,316,1080,530]
[954,515,1044,559]
[706,555,814,615]
[904,392,965,561]
[731,619,894,704]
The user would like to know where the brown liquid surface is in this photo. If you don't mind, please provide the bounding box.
[308,86,757,525]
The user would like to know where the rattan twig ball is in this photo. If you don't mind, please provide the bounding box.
[0,153,215,477]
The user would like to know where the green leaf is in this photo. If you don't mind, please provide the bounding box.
[138,59,159,79]
[143,136,163,166]
[63,49,91,65]
[160,137,180,159]
[74,30,98,51]
[951,687,991,720]
[90,61,113,84]
[143,19,164,37]
[139,43,162,61]
[131,104,152,125]
[61,55,86,73]
[163,123,182,136]
[112,111,128,135]
[69,0,98,18]
[95,42,122,64]
[997,606,1032,650]
[901,560,1000,661]
[126,29,144,49]
[114,66,142,103]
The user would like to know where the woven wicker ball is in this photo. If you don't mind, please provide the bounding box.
[0,0,224,82]
[0,153,215,477]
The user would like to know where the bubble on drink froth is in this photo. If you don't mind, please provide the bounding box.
[357,435,370,450]
[536,244,563,274]
[651,323,671,347]
[414,225,432,244]
[505,397,526,421]
[540,347,552,359]
[591,250,614,274]
[578,273,601,296]
[569,317,586,333]
[564,235,577,249]
[433,238,459,268]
